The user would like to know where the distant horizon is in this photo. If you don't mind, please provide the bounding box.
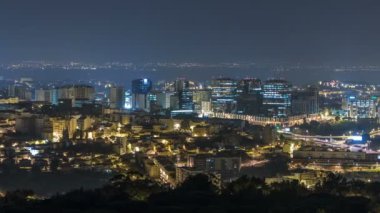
[1,63,380,86]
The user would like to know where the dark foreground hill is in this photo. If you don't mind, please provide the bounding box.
[0,172,377,213]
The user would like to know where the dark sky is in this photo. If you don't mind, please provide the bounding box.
[1,0,380,65]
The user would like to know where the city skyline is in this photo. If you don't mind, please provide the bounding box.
[2,1,380,212]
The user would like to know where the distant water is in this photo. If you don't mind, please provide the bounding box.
[2,67,380,85]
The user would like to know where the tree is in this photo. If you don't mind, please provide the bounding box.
[315,173,348,196]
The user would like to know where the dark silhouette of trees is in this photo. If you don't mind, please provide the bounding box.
[0,173,374,212]
[109,170,162,201]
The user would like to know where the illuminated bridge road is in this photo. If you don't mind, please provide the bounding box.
[282,129,380,141]
[210,112,372,149]
[370,130,380,136]
[278,131,350,149]
[278,131,375,150]
[210,112,320,126]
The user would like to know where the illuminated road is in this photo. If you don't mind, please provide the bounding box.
[278,130,352,149]
[241,159,269,168]
[210,112,320,126]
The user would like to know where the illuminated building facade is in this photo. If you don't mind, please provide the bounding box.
[193,89,212,113]
[261,79,292,118]
[210,78,237,113]
[132,78,152,94]
[124,90,132,109]
[237,78,261,95]
[343,96,377,119]
[175,79,194,110]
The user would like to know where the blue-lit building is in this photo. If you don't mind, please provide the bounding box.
[175,79,194,110]
[132,78,152,94]
[131,78,152,111]
[261,79,292,118]
[124,90,132,109]
[179,89,193,110]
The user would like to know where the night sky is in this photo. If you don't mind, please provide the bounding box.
[1,0,380,65]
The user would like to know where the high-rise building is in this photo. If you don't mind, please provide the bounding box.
[132,78,152,94]
[8,83,32,101]
[236,93,262,115]
[147,91,162,113]
[124,90,132,109]
[131,78,152,111]
[237,78,261,95]
[169,94,180,110]
[179,89,193,110]
[342,95,377,119]
[35,88,58,104]
[291,87,319,115]
[105,85,125,109]
[174,79,188,92]
[156,92,174,109]
[235,78,262,115]
[175,79,194,110]
[209,78,237,113]
[132,94,150,111]
[261,79,292,117]
[193,89,212,113]
[57,85,95,104]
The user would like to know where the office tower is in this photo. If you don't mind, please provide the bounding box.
[132,78,152,94]
[156,91,174,109]
[342,95,377,119]
[147,91,161,113]
[105,85,125,109]
[179,89,193,110]
[175,78,188,92]
[209,78,237,113]
[124,90,132,109]
[175,79,194,110]
[235,78,262,115]
[291,87,319,115]
[8,83,32,101]
[237,78,261,95]
[56,85,95,107]
[261,79,292,117]
[192,89,212,113]
[236,93,262,115]
[131,78,152,111]
[35,88,58,104]
[57,85,95,101]
[169,94,180,110]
